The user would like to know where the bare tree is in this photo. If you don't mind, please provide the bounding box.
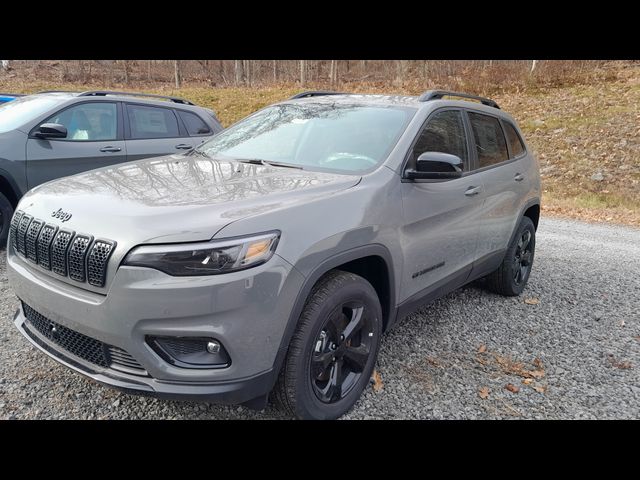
[273,60,277,83]
[174,60,182,88]
[234,60,244,86]
[530,60,538,74]
[329,60,337,86]
[1,60,9,71]
[300,60,306,85]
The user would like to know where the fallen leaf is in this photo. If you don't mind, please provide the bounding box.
[478,344,487,354]
[371,370,384,392]
[530,369,545,379]
[524,297,540,305]
[618,320,625,327]
[505,383,520,393]
[522,378,534,385]
[478,387,490,399]
[607,355,633,369]
[532,385,546,394]
[634,336,640,342]
[533,357,544,369]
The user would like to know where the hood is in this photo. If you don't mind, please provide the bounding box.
[20,154,361,245]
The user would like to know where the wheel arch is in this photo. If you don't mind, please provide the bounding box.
[0,170,21,208]
[267,244,396,392]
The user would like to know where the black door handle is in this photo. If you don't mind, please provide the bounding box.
[464,185,482,196]
[99,146,121,153]
[514,173,524,182]
[175,143,193,150]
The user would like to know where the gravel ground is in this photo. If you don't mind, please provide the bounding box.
[0,217,638,419]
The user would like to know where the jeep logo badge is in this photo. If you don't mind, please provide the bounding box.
[51,208,72,222]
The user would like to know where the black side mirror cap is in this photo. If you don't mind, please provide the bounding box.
[33,123,67,139]
[406,152,464,180]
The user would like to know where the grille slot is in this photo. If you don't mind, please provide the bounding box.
[36,224,58,270]
[22,302,147,375]
[67,235,93,282]
[9,210,24,250]
[16,214,32,256]
[50,230,74,276]
[87,240,116,287]
[25,219,44,263]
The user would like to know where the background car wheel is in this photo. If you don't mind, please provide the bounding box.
[485,216,536,296]
[0,192,14,248]
[273,270,382,420]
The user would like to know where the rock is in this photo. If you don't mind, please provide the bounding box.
[540,166,556,174]
[112,399,120,408]
[532,119,545,127]
[591,172,604,181]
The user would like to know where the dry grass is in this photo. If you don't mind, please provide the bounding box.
[1,62,638,226]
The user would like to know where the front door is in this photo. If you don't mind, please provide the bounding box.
[399,109,485,302]
[26,101,126,188]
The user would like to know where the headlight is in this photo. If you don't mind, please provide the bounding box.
[123,231,280,276]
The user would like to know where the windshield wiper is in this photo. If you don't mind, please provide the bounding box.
[235,158,303,170]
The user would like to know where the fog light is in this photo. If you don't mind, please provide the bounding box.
[147,336,230,369]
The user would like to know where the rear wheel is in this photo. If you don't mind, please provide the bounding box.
[485,216,536,296]
[0,192,14,248]
[273,270,382,420]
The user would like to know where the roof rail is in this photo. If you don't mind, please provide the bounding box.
[289,90,344,100]
[418,90,500,109]
[37,90,77,94]
[78,90,195,105]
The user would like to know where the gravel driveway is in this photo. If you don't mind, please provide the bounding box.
[1,217,638,419]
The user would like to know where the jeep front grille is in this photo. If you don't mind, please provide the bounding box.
[21,301,147,375]
[10,210,116,288]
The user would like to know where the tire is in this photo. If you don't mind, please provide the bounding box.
[485,216,536,296]
[273,270,383,420]
[0,192,14,249]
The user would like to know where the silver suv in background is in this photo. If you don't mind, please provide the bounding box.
[0,90,223,245]
[6,90,540,419]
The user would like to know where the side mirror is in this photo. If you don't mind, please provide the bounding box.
[406,152,463,180]
[34,123,67,139]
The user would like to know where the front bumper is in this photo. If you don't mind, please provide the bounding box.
[8,248,305,403]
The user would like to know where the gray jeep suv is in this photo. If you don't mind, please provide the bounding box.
[0,90,223,246]
[6,90,540,419]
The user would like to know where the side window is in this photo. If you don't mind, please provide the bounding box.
[411,110,468,169]
[503,121,526,158]
[46,102,117,141]
[468,112,509,168]
[127,104,180,139]
[178,110,211,136]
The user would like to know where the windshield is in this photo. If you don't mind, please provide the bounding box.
[197,103,414,173]
[0,95,68,134]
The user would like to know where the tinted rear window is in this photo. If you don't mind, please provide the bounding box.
[503,121,526,157]
[127,104,180,139]
[178,110,211,136]
[468,111,508,168]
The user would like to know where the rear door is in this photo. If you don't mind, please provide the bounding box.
[464,110,529,272]
[124,103,194,161]
[26,101,126,188]
[399,109,486,302]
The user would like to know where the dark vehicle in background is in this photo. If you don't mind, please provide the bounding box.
[0,90,223,245]
[0,93,24,104]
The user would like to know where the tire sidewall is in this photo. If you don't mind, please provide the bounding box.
[0,192,14,247]
[507,217,536,295]
[294,277,382,420]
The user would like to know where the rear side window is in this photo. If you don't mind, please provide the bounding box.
[127,104,179,139]
[178,110,211,136]
[411,110,468,169]
[503,121,526,158]
[468,111,508,168]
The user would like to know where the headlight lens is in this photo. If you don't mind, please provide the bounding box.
[123,232,280,276]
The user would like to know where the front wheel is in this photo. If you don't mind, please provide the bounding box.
[485,216,536,296]
[273,270,382,420]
